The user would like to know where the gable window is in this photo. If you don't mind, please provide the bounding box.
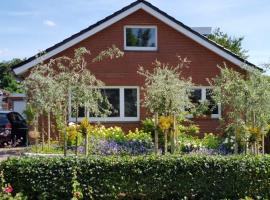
[190,87,221,118]
[69,87,139,122]
[124,26,157,51]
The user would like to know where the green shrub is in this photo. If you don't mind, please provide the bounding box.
[2,155,270,199]
[89,126,126,142]
[126,129,152,142]
[66,125,83,146]
[25,145,64,154]
[89,126,152,144]
[178,133,202,152]
[141,118,155,134]
[87,128,154,155]
[0,193,27,200]
[141,118,165,147]
[202,133,221,149]
[178,124,200,135]
[1,157,75,199]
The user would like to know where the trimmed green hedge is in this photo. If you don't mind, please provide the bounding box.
[1,155,270,199]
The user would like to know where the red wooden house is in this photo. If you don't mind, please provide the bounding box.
[12,0,258,133]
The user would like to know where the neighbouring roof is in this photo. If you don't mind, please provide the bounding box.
[12,0,260,75]
[191,27,212,36]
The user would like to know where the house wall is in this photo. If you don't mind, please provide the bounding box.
[26,9,246,134]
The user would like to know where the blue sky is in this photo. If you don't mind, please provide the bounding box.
[0,0,269,67]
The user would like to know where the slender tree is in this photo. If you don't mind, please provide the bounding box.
[210,64,270,154]
[23,45,123,155]
[23,63,56,148]
[138,57,193,154]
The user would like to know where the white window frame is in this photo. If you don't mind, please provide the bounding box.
[124,25,158,51]
[69,86,140,122]
[188,86,221,119]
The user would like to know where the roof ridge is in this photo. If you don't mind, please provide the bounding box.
[12,0,260,73]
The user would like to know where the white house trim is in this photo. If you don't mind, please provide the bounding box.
[190,86,222,119]
[68,86,140,122]
[124,25,158,51]
[14,1,255,75]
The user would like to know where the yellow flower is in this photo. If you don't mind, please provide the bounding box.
[247,126,261,141]
[158,116,174,131]
[80,117,90,129]
[66,125,81,145]
[248,127,260,135]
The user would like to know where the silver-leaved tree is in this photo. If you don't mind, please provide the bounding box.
[210,65,270,154]
[138,57,193,154]
[23,46,123,154]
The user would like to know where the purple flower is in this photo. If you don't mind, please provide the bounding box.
[88,137,154,155]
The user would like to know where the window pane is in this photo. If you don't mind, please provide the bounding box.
[126,28,156,47]
[206,89,219,114]
[124,89,137,117]
[190,89,202,104]
[14,113,24,121]
[101,89,120,117]
[78,107,85,117]
[0,113,9,123]
[71,106,85,118]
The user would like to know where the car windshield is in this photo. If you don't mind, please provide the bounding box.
[0,113,9,123]
[7,113,24,122]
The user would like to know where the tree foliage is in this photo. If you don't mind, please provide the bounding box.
[23,46,123,151]
[138,57,193,116]
[0,59,23,93]
[208,28,249,59]
[138,57,193,154]
[24,45,123,122]
[210,65,270,153]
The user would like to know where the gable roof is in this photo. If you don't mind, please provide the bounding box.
[12,0,260,75]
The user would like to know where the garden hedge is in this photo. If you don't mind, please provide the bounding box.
[1,155,270,199]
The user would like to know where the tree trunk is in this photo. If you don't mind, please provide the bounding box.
[64,129,67,156]
[75,136,78,156]
[170,114,176,154]
[34,115,39,153]
[164,130,168,154]
[75,103,78,124]
[47,112,51,149]
[255,142,257,155]
[41,113,45,150]
[234,131,238,154]
[64,111,67,156]
[154,113,159,154]
[84,108,88,156]
[252,111,256,155]
[85,133,88,156]
[75,104,78,156]
[262,133,265,154]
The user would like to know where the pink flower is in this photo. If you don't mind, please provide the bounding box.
[4,185,13,193]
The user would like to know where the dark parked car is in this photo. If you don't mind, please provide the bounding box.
[0,111,28,147]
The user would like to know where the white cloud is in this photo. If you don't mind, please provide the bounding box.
[43,20,56,27]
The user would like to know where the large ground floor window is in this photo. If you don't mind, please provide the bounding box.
[190,87,221,119]
[69,86,139,122]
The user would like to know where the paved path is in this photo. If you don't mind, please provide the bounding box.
[0,147,25,161]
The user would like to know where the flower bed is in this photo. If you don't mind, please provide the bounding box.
[25,126,154,156]
[1,155,270,199]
